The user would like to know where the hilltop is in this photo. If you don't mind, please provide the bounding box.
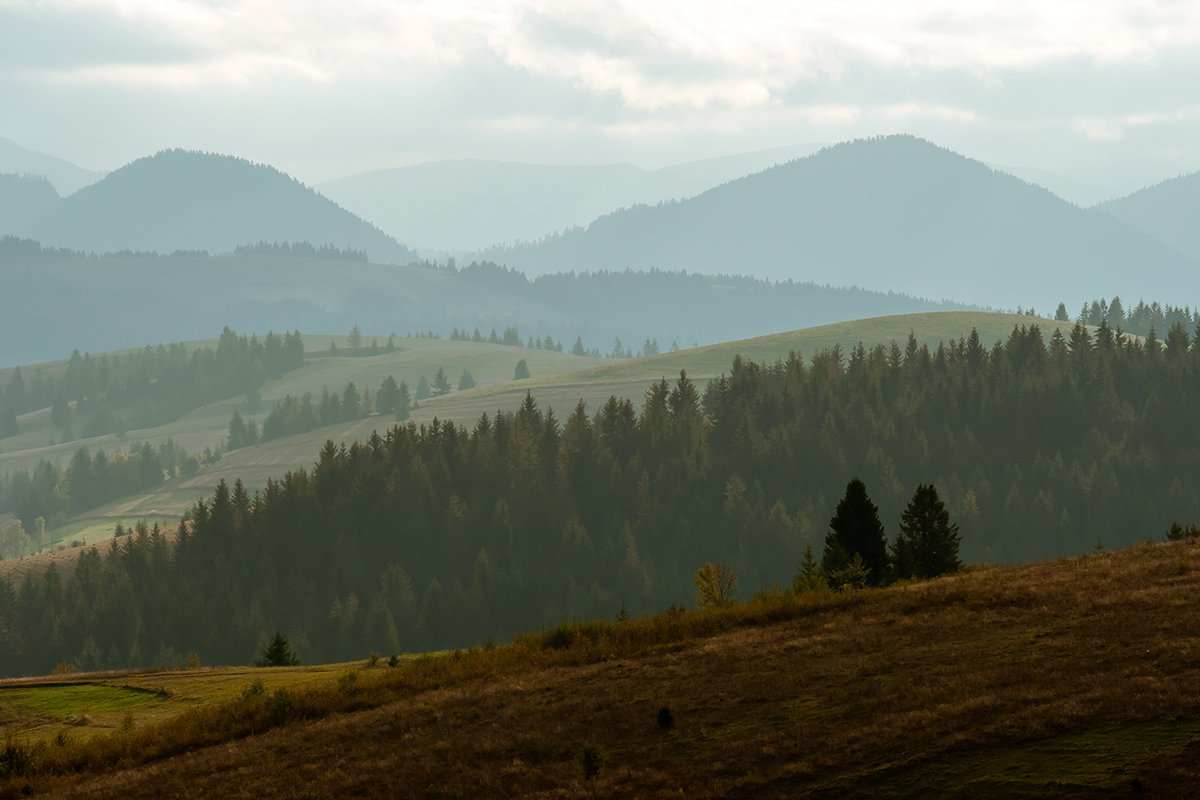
[12,150,414,263]
[4,539,1200,797]
[1097,172,1200,265]
[318,145,821,252]
[0,136,103,196]
[482,135,1197,311]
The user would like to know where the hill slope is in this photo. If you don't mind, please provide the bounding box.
[1096,172,1200,265]
[9,540,1200,798]
[20,150,415,262]
[0,173,58,232]
[0,136,104,195]
[483,135,1197,311]
[318,145,821,252]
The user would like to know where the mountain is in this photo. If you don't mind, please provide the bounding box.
[20,150,415,262]
[1096,172,1200,265]
[0,173,58,233]
[318,145,820,252]
[0,136,104,195]
[480,135,1198,312]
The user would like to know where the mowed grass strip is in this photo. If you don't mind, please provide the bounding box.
[0,538,1197,798]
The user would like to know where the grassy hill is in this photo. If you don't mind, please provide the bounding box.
[0,310,1071,554]
[4,538,1200,797]
[482,135,1197,312]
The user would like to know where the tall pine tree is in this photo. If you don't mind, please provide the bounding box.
[892,484,960,580]
[823,478,888,585]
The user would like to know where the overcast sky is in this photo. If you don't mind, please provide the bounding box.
[2,0,1199,197]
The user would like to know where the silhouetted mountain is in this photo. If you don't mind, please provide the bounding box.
[0,174,58,233]
[0,136,104,195]
[318,145,820,252]
[481,135,1197,311]
[21,150,415,263]
[1096,173,1200,264]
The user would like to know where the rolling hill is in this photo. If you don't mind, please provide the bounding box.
[0,310,1066,554]
[0,136,104,195]
[1096,172,1200,265]
[318,145,821,252]
[482,135,1198,312]
[5,539,1200,797]
[14,150,415,262]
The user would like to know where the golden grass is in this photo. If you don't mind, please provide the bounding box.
[2,539,1199,797]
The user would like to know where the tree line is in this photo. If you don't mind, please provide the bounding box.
[1,320,1199,675]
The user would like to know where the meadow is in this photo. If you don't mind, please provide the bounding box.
[1,537,1198,797]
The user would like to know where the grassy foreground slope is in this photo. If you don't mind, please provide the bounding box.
[4,538,1200,798]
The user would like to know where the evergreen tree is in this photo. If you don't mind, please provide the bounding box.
[255,632,300,667]
[348,325,363,349]
[395,381,412,421]
[514,359,530,380]
[893,484,961,579]
[227,410,248,450]
[1055,302,1069,322]
[823,478,888,585]
[571,336,587,357]
[415,376,431,401]
[376,376,400,415]
[458,370,476,391]
[792,545,826,593]
[431,368,452,396]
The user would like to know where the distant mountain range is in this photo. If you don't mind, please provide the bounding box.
[479,135,1198,311]
[318,145,822,252]
[4,150,414,263]
[1097,173,1200,265]
[0,136,105,195]
[0,174,58,233]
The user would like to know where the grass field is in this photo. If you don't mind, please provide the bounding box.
[0,311,1073,555]
[3,538,1199,798]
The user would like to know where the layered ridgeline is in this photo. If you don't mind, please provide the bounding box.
[318,145,821,251]
[1098,172,1200,265]
[5,150,413,263]
[2,320,1198,674]
[0,174,58,233]
[0,136,104,195]
[0,246,962,367]
[482,135,1197,311]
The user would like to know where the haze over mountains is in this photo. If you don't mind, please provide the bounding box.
[8,150,414,263]
[1098,173,1200,266]
[318,145,822,252]
[0,136,105,196]
[481,135,1199,312]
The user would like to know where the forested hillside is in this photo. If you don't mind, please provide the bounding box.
[483,135,1197,311]
[10,150,413,263]
[2,319,1198,675]
[1098,172,1200,264]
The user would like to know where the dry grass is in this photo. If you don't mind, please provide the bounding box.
[4,540,1200,797]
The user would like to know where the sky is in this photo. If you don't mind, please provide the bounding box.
[2,0,1199,197]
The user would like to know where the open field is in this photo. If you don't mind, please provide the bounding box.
[2,311,1073,552]
[2,538,1199,797]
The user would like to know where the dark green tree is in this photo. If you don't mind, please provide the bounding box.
[255,632,300,667]
[415,376,431,401]
[513,359,530,380]
[395,381,412,421]
[892,484,961,579]
[457,370,476,391]
[431,368,452,396]
[1055,302,1069,321]
[823,478,887,585]
[376,376,400,415]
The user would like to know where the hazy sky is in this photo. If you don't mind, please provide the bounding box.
[2,0,1199,196]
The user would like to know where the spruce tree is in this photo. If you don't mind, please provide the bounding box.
[458,370,476,391]
[823,478,888,585]
[255,632,300,667]
[395,381,412,421]
[893,484,961,579]
[415,376,431,401]
[376,376,400,415]
[513,359,530,380]
[431,368,452,396]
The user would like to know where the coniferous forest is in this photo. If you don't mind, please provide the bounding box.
[1,321,1199,675]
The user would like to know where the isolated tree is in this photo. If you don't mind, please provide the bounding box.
[571,336,587,356]
[513,359,530,380]
[255,632,300,667]
[792,545,826,593]
[694,562,737,609]
[823,478,888,585]
[457,370,476,391]
[892,484,961,579]
[1055,302,1069,322]
[376,376,400,415]
[227,410,249,450]
[348,324,363,349]
[415,375,431,401]
[395,381,412,421]
[430,368,452,397]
